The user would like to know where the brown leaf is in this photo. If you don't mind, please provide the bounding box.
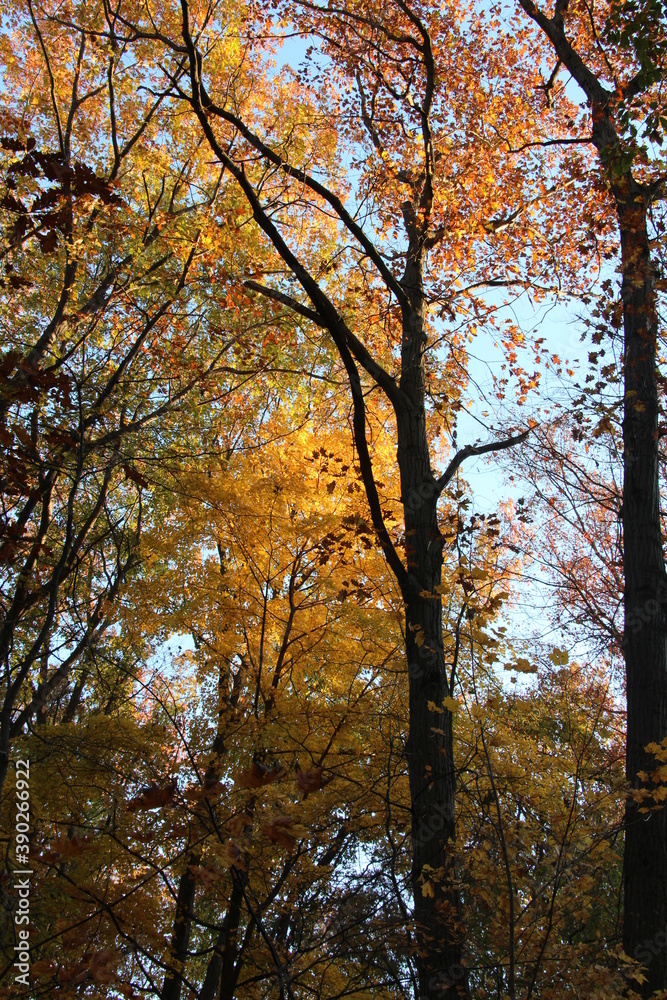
[217,840,248,870]
[262,815,298,850]
[127,777,177,812]
[228,808,254,836]
[31,960,57,978]
[48,833,93,858]
[188,863,225,887]
[235,761,286,789]
[295,767,335,796]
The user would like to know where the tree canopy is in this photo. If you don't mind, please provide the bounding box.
[1,1,667,999]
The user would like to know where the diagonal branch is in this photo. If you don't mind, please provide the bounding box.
[243,281,406,408]
[436,429,531,494]
[244,279,321,325]
[517,0,613,107]
[179,1,409,592]
[186,61,409,308]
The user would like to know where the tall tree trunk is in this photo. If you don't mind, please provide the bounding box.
[617,177,667,995]
[162,661,245,1000]
[403,581,466,1000]
[398,259,469,1000]
[512,6,667,989]
[197,877,245,1000]
[161,851,199,1000]
[218,874,245,1000]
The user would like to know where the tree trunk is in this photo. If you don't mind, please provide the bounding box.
[617,178,667,996]
[398,264,469,1000]
[197,877,245,1000]
[512,6,667,986]
[403,580,467,1000]
[162,662,246,1000]
[218,874,245,1000]
[161,851,199,1000]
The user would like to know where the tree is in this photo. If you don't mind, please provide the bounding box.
[465,663,626,998]
[6,383,630,1000]
[2,413,417,1000]
[2,1,656,997]
[497,0,667,989]
[57,0,618,990]
[0,0,278,798]
[118,1,593,992]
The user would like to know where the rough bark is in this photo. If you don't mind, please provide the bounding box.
[616,178,667,995]
[397,253,468,1000]
[515,3,667,992]
[161,851,199,1000]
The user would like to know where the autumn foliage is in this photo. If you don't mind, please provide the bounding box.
[1,1,666,999]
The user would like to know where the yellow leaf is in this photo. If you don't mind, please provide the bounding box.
[428,697,458,713]
[513,658,537,674]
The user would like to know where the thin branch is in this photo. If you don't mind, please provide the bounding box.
[243,281,404,407]
[27,0,64,153]
[436,429,531,493]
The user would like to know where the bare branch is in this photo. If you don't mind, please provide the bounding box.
[436,429,531,493]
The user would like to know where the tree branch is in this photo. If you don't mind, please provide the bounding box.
[517,0,613,107]
[243,281,406,409]
[436,429,531,493]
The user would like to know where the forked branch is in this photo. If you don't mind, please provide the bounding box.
[436,429,531,493]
